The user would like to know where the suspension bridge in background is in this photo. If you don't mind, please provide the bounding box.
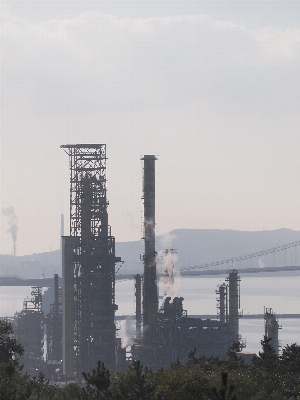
[1,239,300,285]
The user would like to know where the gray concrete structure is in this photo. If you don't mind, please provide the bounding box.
[62,236,79,379]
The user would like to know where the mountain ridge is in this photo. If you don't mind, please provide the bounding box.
[1,228,300,278]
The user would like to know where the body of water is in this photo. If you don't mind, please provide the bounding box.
[1,272,299,354]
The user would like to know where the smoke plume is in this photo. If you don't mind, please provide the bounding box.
[2,207,18,243]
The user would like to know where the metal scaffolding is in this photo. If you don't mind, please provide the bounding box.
[15,287,44,375]
[61,144,120,378]
[216,283,227,324]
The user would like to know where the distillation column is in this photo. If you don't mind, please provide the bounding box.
[217,284,227,324]
[141,155,158,343]
[227,269,240,344]
[265,308,281,355]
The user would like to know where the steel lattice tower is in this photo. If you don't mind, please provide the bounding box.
[61,144,119,378]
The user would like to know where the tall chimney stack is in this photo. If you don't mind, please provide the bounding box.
[141,155,158,342]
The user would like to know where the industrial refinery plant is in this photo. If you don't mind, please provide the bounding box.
[11,144,281,380]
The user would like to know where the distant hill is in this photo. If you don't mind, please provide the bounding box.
[1,228,300,279]
[118,228,300,275]
[0,250,61,279]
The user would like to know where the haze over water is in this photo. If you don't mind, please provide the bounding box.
[3,273,298,356]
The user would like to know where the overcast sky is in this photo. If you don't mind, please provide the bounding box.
[1,1,300,256]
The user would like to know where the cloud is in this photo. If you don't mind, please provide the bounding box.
[1,10,300,115]
[257,27,300,59]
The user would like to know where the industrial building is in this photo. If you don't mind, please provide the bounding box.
[6,144,283,381]
[15,287,44,375]
[60,144,122,380]
[57,146,246,376]
[131,155,243,368]
[53,145,279,377]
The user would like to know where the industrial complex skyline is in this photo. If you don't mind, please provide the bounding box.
[1,2,300,256]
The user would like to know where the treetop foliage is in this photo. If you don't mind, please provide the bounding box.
[1,321,300,400]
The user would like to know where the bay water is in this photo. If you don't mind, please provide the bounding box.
[1,272,299,355]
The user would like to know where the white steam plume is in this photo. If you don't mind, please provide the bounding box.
[156,232,181,299]
[2,207,18,243]
[120,317,136,349]
[159,231,176,249]
[258,257,265,269]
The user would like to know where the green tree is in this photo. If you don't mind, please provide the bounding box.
[111,360,156,400]
[155,364,211,400]
[252,336,278,372]
[186,348,221,372]
[211,372,236,400]
[279,343,300,398]
[53,382,85,400]
[280,342,300,373]
[251,336,284,397]
[226,342,244,371]
[0,319,24,364]
[82,361,111,399]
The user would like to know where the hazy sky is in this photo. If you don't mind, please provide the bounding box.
[1,1,300,256]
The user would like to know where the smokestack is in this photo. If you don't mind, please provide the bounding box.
[141,155,158,342]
